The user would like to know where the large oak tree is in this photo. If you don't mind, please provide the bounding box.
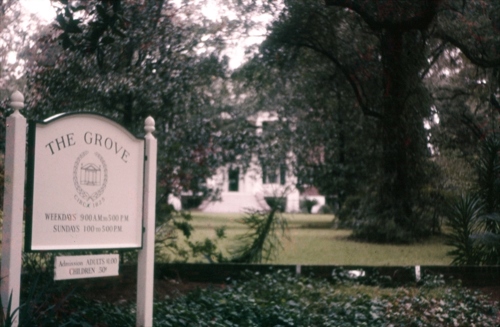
[259,0,500,242]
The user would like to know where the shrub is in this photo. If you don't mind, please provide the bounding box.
[336,195,365,228]
[447,135,500,265]
[180,195,203,210]
[230,209,288,263]
[18,269,499,326]
[446,194,483,265]
[155,270,498,326]
[352,213,432,244]
[264,197,286,212]
[318,204,333,214]
[299,198,318,213]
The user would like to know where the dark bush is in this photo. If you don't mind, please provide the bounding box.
[299,198,318,213]
[181,195,203,210]
[264,197,286,212]
[336,195,365,228]
[23,269,497,326]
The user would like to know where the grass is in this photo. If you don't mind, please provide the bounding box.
[177,212,453,266]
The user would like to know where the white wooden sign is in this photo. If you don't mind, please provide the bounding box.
[54,254,119,280]
[26,113,144,251]
[2,92,157,326]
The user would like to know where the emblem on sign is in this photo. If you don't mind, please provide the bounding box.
[73,151,108,206]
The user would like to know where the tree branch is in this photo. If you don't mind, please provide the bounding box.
[291,40,382,119]
[324,0,441,31]
[460,112,485,140]
[420,41,447,79]
[435,32,500,68]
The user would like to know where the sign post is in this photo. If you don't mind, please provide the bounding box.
[136,117,157,327]
[1,91,26,325]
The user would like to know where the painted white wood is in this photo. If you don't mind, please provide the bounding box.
[1,91,26,325]
[54,254,119,280]
[136,116,157,327]
[28,114,144,251]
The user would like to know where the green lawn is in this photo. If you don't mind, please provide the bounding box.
[181,212,453,266]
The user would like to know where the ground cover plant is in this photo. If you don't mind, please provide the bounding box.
[25,269,498,326]
[172,212,452,265]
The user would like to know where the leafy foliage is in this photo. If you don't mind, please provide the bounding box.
[447,135,500,265]
[27,0,258,200]
[248,0,437,242]
[154,208,197,262]
[242,0,500,243]
[1,292,19,327]
[26,269,498,326]
[299,198,318,213]
[1,1,44,153]
[230,208,288,263]
[476,136,500,215]
[25,0,262,259]
[181,208,288,264]
[446,194,483,265]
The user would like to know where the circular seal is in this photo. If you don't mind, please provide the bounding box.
[73,151,108,201]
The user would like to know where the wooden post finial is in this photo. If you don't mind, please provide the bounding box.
[144,116,155,135]
[10,91,24,112]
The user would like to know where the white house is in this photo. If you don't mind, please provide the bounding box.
[170,111,325,213]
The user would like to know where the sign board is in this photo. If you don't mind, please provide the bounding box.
[26,113,144,251]
[54,254,119,280]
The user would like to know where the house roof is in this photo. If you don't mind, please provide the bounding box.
[301,185,321,196]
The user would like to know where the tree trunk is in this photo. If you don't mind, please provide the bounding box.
[378,29,426,235]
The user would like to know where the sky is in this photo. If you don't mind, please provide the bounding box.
[20,0,55,24]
